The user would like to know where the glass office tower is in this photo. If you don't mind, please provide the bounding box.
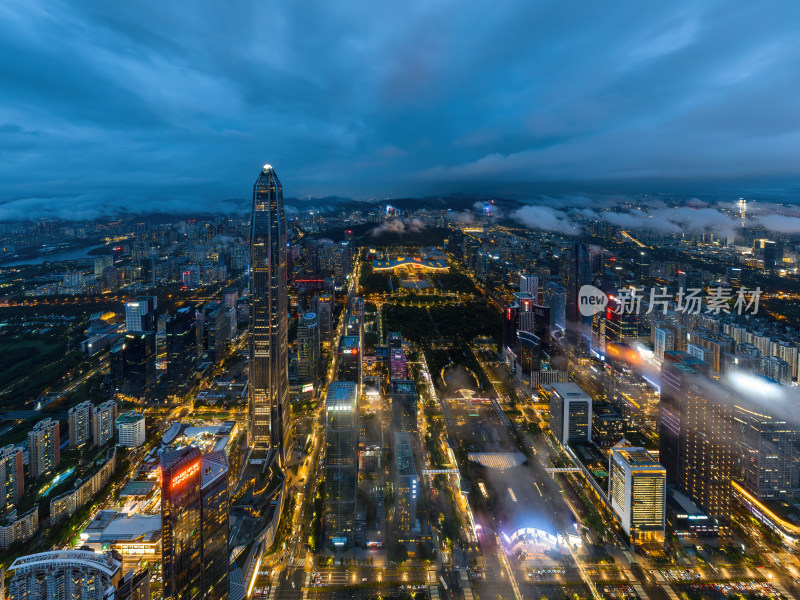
[248,164,289,464]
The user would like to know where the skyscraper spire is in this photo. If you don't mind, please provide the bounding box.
[248,164,289,465]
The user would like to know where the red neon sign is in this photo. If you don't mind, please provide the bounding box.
[351,348,358,355]
[171,460,200,490]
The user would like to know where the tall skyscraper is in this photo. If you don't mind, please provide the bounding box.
[324,382,358,547]
[608,444,666,545]
[201,300,228,363]
[659,361,695,486]
[166,306,198,386]
[248,164,290,464]
[110,332,155,396]
[312,294,334,347]
[391,380,418,433]
[734,400,798,500]
[393,431,419,539]
[549,382,592,445]
[297,312,320,390]
[160,447,229,600]
[565,242,592,346]
[659,361,734,523]
[337,336,362,389]
[390,348,409,381]
[126,296,157,333]
[653,326,675,360]
[519,273,538,300]
[543,281,566,333]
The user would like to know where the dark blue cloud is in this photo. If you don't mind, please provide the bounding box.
[1,0,800,218]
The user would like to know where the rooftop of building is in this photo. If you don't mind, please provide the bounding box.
[610,444,662,469]
[664,350,707,368]
[393,431,416,477]
[9,550,121,575]
[160,445,200,472]
[115,410,144,425]
[326,381,357,411]
[201,450,229,488]
[391,380,416,394]
[339,335,360,351]
[30,417,57,431]
[162,421,234,447]
[668,488,706,516]
[512,291,535,301]
[550,382,590,400]
[83,510,161,542]
[120,480,156,497]
[592,401,622,419]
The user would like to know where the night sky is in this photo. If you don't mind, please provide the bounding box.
[2,1,800,218]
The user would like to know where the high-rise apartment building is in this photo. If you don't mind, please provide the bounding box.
[324,382,358,547]
[93,400,117,447]
[68,401,93,448]
[28,418,60,480]
[653,326,675,360]
[248,165,290,463]
[608,444,666,545]
[549,382,591,444]
[94,255,113,279]
[161,447,229,600]
[0,445,24,511]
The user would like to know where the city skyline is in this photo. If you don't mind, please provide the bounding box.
[4,3,800,599]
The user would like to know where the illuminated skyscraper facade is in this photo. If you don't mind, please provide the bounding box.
[160,447,229,600]
[324,382,358,547]
[248,165,289,464]
[609,444,666,545]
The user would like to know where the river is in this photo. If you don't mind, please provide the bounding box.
[2,244,108,266]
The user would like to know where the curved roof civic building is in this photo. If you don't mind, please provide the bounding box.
[372,257,447,271]
[8,550,122,600]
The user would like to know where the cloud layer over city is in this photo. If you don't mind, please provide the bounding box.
[1,1,800,217]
